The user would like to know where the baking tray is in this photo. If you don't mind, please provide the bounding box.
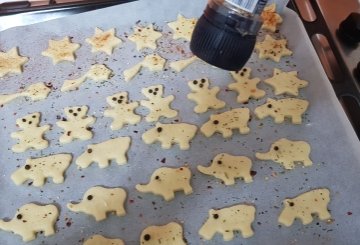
[1,0,360,244]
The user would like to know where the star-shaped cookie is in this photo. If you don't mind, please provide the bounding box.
[86,27,122,55]
[0,47,28,78]
[167,14,197,41]
[128,24,162,51]
[261,3,283,32]
[264,68,308,96]
[255,34,292,62]
[41,36,81,64]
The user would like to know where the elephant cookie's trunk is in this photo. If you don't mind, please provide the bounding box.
[135,184,150,192]
[255,152,269,160]
[0,219,13,232]
[67,203,82,212]
[197,165,212,175]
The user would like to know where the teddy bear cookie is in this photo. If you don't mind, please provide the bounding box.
[123,54,165,82]
[104,91,141,130]
[142,122,197,150]
[255,34,292,62]
[200,108,250,138]
[140,222,186,245]
[41,36,80,64]
[0,47,28,78]
[255,138,313,170]
[86,27,122,55]
[254,98,309,124]
[170,56,198,72]
[199,204,256,241]
[278,188,331,226]
[167,14,197,41]
[261,3,283,32]
[56,105,96,144]
[76,137,131,169]
[0,203,59,242]
[11,112,50,153]
[228,67,266,103]
[67,186,127,221]
[140,84,178,122]
[197,153,253,185]
[136,166,193,201]
[187,78,225,113]
[128,24,162,51]
[83,235,124,245]
[11,153,72,187]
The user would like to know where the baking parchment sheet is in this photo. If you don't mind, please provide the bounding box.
[1,0,360,244]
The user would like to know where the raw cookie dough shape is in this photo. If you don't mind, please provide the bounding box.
[11,154,72,187]
[128,24,162,51]
[228,67,266,103]
[255,34,292,62]
[41,36,80,64]
[264,68,309,96]
[86,27,122,55]
[142,122,197,150]
[84,235,124,245]
[61,64,112,92]
[169,56,198,72]
[56,105,96,144]
[104,91,141,130]
[0,47,29,78]
[187,78,225,113]
[200,108,250,138]
[255,138,313,170]
[76,137,131,169]
[0,203,59,242]
[261,3,283,32]
[197,153,253,185]
[0,82,51,107]
[136,166,192,201]
[123,53,165,82]
[140,222,186,245]
[11,112,50,153]
[278,188,331,226]
[254,98,309,124]
[67,186,126,221]
[167,14,197,41]
[140,84,177,122]
[199,204,256,241]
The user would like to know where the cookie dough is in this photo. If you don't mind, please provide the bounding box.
[56,106,96,144]
[67,186,127,221]
[278,188,331,226]
[142,122,197,150]
[255,138,313,170]
[61,64,112,92]
[123,54,165,82]
[104,91,141,130]
[11,112,50,153]
[169,56,198,72]
[140,84,177,122]
[255,34,292,62]
[41,36,80,64]
[254,98,309,124]
[197,153,253,185]
[0,47,29,78]
[0,203,59,242]
[76,137,131,169]
[200,108,250,138]
[136,166,192,201]
[199,204,256,241]
[128,24,162,51]
[228,67,266,103]
[11,154,72,187]
[140,222,186,245]
[261,3,283,32]
[167,14,197,41]
[86,27,122,55]
[187,78,225,113]
[84,235,124,245]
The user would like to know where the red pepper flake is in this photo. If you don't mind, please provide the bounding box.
[129,199,134,204]
[250,171,257,176]
[347,211,352,215]
[161,158,166,163]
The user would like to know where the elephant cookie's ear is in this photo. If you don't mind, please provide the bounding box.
[140,222,186,244]
[83,234,124,245]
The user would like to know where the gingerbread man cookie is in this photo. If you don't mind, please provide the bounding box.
[56,106,96,144]
[187,78,225,113]
[11,112,50,153]
[140,222,186,245]
[123,54,165,82]
[84,235,124,245]
[255,34,292,62]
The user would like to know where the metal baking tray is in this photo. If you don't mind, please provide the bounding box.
[1,0,360,244]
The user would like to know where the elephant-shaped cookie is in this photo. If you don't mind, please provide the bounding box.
[278,188,331,226]
[255,138,312,170]
[136,166,193,201]
[140,222,186,245]
[200,108,250,138]
[76,137,131,168]
[142,122,197,150]
[254,98,309,124]
[199,204,256,241]
[11,153,72,187]
[67,186,126,221]
[84,234,124,245]
[0,203,59,242]
[197,153,253,185]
